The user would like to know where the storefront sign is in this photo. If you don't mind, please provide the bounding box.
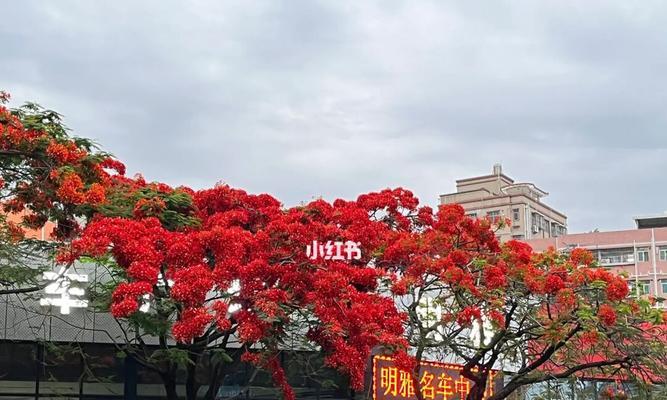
[372,356,500,400]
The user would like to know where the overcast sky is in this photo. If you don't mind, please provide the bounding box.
[2,1,667,233]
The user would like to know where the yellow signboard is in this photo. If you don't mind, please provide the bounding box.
[372,356,500,400]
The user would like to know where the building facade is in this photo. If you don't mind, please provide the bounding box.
[440,165,567,242]
[3,211,53,241]
[525,215,667,307]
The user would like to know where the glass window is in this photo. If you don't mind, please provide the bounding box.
[598,248,634,265]
[531,213,546,232]
[661,280,667,294]
[629,281,651,296]
[0,342,36,381]
[42,343,83,382]
[659,246,667,261]
[642,281,651,295]
[0,342,37,398]
[637,248,649,262]
[486,210,501,224]
[83,343,124,383]
[550,224,566,238]
[466,212,477,218]
[512,208,520,221]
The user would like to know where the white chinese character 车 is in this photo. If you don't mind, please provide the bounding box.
[40,269,88,314]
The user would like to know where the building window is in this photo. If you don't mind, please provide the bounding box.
[486,210,501,224]
[528,213,566,237]
[629,280,651,296]
[531,212,547,233]
[660,246,667,261]
[466,212,477,218]
[551,224,566,238]
[637,247,650,262]
[598,248,634,265]
[512,234,525,240]
[661,280,667,294]
[512,208,520,222]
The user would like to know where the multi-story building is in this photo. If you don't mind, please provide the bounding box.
[440,164,567,242]
[526,214,667,307]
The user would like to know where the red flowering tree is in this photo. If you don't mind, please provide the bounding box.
[379,204,667,400]
[1,91,124,294]
[5,91,664,400]
[63,185,422,400]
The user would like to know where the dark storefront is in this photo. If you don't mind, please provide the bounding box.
[0,341,355,399]
[0,262,355,400]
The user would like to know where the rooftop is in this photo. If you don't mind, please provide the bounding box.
[526,226,667,252]
[634,213,667,229]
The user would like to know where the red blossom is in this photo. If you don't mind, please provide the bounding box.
[4,221,25,242]
[46,141,86,164]
[126,261,160,284]
[171,265,215,306]
[100,157,126,175]
[111,298,140,318]
[555,288,577,311]
[56,172,86,204]
[457,306,482,327]
[394,351,417,372]
[569,248,594,265]
[545,274,565,294]
[172,308,213,343]
[606,277,629,301]
[484,264,507,289]
[133,197,167,218]
[85,183,106,204]
[598,304,617,326]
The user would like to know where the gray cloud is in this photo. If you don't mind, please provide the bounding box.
[2,0,667,233]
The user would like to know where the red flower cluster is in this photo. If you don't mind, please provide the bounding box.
[172,307,213,343]
[111,282,152,317]
[457,306,482,327]
[133,197,167,218]
[598,304,617,327]
[579,267,630,302]
[1,92,124,239]
[46,141,86,164]
[56,173,86,204]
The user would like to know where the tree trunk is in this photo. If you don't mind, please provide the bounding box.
[163,372,179,400]
[466,380,488,400]
[412,347,425,400]
[186,352,200,400]
[203,363,224,400]
[463,371,488,400]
